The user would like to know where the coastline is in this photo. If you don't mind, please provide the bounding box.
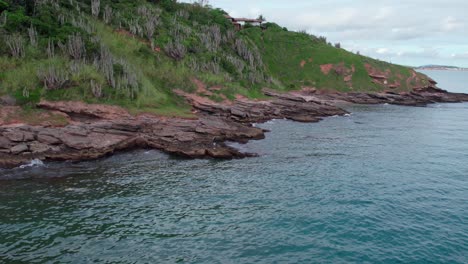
[1,86,468,169]
[416,68,468,71]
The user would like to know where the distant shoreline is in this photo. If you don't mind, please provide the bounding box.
[416,67,468,71]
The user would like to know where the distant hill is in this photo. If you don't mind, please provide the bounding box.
[0,0,434,115]
[416,65,468,71]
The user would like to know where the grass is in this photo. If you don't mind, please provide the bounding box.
[3,107,69,126]
[242,25,428,92]
[0,0,435,119]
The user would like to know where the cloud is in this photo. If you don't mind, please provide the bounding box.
[180,0,468,66]
[376,48,389,54]
[441,16,464,32]
[451,52,468,59]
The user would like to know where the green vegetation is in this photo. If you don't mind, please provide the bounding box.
[0,0,432,115]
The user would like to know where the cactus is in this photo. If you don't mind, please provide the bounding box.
[91,0,100,17]
[37,66,70,90]
[90,79,103,98]
[66,34,85,60]
[164,40,186,61]
[28,26,38,47]
[103,5,113,24]
[6,34,25,58]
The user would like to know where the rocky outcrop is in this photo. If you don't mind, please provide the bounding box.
[1,86,468,168]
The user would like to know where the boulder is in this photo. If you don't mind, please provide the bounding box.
[11,144,29,154]
[29,142,54,153]
[3,131,35,142]
[0,136,12,149]
[37,134,61,145]
[0,95,17,106]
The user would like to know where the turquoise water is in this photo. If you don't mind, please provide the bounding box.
[1,71,468,263]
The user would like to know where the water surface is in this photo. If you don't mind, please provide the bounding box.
[1,71,467,263]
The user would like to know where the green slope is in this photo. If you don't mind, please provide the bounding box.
[0,0,433,115]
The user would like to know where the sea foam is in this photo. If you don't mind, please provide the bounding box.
[19,159,45,169]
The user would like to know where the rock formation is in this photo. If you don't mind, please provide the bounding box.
[1,86,468,168]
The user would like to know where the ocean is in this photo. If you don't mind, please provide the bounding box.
[1,70,467,263]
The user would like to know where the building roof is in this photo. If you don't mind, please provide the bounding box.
[224,14,263,23]
[233,18,264,23]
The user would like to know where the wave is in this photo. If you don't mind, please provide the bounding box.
[19,159,45,169]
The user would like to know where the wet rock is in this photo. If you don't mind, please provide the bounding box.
[11,144,29,154]
[0,136,12,149]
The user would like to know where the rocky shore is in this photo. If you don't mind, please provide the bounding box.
[1,87,468,169]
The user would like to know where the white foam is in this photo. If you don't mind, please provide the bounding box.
[344,113,352,117]
[19,159,45,169]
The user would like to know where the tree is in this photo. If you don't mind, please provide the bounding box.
[334,42,341,49]
[257,14,266,22]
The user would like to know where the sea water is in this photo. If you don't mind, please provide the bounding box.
[1,70,467,263]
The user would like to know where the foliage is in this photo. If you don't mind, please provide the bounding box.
[0,0,433,116]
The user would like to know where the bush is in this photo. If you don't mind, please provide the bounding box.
[5,33,25,58]
[221,57,237,76]
[37,66,70,90]
[3,9,30,32]
[13,88,41,106]
[164,40,186,61]
[0,0,8,12]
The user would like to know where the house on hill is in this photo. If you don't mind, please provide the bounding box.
[224,15,265,30]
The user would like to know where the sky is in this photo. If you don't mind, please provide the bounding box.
[181,0,468,67]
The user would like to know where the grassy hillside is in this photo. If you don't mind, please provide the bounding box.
[0,0,433,115]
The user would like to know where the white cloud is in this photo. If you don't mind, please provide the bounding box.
[451,52,468,59]
[181,0,468,67]
[376,48,389,54]
[441,16,464,32]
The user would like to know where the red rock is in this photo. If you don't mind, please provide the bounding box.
[0,136,12,149]
[29,142,55,154]
[37,100,131,120]
[320,64,333,75]
[1,86,468,168]
[11,144,28,154]
[4,131,35,142]
[37,134,61,145]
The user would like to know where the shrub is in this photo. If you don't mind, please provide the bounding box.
[3,9,30,32]
[164,40,186,61]
[0,0,8,12]
[90,79,102,98]
[198,25,221,52]
[37,66,70,90]
[66,33,85,60]
[103,5,113,24]
[91,0,100,17]
[5,34,25,58]
[28,26,38,46]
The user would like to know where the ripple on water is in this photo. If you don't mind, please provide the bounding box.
[1,102,468,263]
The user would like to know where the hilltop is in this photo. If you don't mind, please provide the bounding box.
[0,0,434,115]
